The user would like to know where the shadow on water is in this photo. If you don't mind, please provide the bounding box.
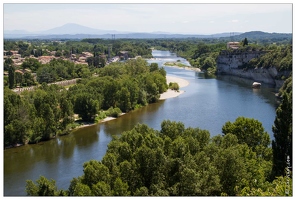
[101,100,165,135]
[215,74,279,107]
[196,71,217,79]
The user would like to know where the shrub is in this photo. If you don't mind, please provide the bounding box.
[169,82,179,91]
[94,111,107,123]
[106,107,122,118]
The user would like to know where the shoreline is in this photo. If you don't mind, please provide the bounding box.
[75,75,190,129]
[73,113,127,131]
[76,75,190,127]
[5,75,191,149]
[160,75,190,100]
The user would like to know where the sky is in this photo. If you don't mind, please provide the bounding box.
[2,1,294,35]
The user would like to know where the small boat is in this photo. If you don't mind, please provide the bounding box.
[252,82,261,88]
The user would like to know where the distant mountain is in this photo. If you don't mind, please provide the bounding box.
[3,24,292,40]
[39,23,122,35]
[228,31,292,41]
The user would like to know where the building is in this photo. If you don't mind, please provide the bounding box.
[119,51,129,60]
[38,56,55,64]
[227,42,240,49]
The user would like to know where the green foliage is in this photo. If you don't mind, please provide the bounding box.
[26,118,287,196]
[94,111,107,123]
[239,45,292,72]
[242,38,249,46]
[106,107,122,118]
[239,175,292,196]
[8,65,15,89]
[26,176,66,196]
[73,92,100,121]
[21,58,42,72]
[4,57,14,71]
[222,117,271,157]
[272,74,292,178]
[5,57,167,146]
[169,82,179,91]
[4,88,31,146]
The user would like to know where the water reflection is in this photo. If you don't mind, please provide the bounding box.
[71,125,99,148]
[216,75,278,107]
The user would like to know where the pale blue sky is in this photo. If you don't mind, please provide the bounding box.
[2,1,293,34]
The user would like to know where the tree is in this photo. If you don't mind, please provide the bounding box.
[116,87,131,112]
[201,57,215,71]
[21,58,42,72]
[222,117,270,152]
[23,72,36,86]
[239,176,292,196]
[92,181,112,196]
[74,93,100,121]
[4,88,31,146]
[243,38,249,46]
[272,90,292,178]
[26,176,61,196]
[4,57,14,71]
[71,183,92,196]
[15,71,23,87]
[112,177,130,196]
[83,160,110,187]
[8,65,15,89]
[150,63,159,72]
[37,65,57,83]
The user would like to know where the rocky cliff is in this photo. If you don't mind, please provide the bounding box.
[216,50,290,88]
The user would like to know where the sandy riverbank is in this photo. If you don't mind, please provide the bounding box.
[160,75,190,100]
[165,64,201,72]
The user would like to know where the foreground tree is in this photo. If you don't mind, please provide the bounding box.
[222,117,271,159]
[26,176,67,196]
[271,74,292,178]
[26,119,277,196]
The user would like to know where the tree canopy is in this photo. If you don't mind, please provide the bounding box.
[26,118,287,196]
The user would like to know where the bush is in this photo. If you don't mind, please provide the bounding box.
[169,82,179,91]
[94,111,107,123]
[106,107,122,118]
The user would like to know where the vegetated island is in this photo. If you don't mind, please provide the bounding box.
[163,61,201,72]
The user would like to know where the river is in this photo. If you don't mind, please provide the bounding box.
[3,50,278,196]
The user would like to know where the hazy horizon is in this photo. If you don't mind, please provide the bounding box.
[3,3,292,35]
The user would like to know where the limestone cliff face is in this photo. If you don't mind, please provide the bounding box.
[216,50,290,88]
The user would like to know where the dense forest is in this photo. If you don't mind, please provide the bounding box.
[3,37,292,196]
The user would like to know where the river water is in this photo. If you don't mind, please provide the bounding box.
[3,50,278,196]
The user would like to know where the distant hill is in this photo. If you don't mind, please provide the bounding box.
[3,23,291,41]
[226,31,292,42]
[40,23,122,35]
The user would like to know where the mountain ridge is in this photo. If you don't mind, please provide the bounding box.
[4,23,291,40]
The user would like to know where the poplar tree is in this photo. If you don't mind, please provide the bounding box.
[272,90,292,178]
[8,65,15,89]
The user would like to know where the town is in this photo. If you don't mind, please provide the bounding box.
[3,39,150,94]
